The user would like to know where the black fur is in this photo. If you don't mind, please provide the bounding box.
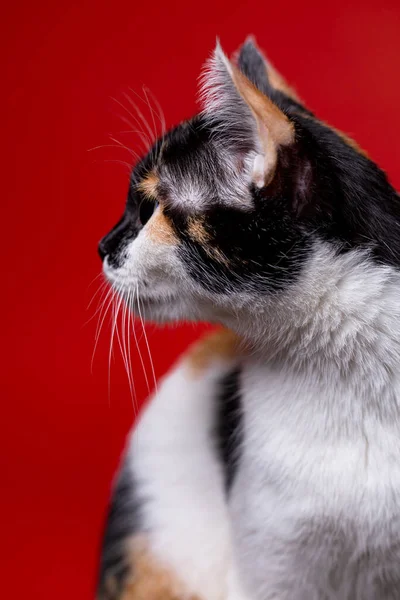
[215,368,243,492]
[97,463,143,599]
[288,112,400,267]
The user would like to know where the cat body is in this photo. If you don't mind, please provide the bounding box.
[97,38,400,599]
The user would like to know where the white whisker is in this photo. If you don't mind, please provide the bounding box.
[136,283,158,394]
[120,288,136,404]
[131,286,151,394]
[123,91,155,145]
[86,278,108,311]
[111,97,151,149]
[141,86,157,142]
[142,85,166,136]
[108,286,125,399]
[91,283,116,373]
[108,136,140,160]
[126,289,138,414]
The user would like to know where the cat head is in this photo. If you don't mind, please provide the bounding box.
[99,38,399,333]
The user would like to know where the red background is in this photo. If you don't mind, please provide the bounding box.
[2,1,400,597]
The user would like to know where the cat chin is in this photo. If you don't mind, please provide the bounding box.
[126,295,194,324]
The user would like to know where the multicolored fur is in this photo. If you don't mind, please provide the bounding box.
[97,38,400,599]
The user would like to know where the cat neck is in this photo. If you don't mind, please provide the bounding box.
[229,242,400,400]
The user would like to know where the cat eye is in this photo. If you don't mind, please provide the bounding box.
[139,197,158,226]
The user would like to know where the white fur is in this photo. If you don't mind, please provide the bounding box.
[127,353,248,600]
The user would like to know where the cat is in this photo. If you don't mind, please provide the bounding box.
[96,38,400,600]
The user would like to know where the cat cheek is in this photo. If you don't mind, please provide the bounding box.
[145,209,178,247]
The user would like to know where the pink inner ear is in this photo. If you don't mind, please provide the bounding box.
[234,154,247,173]
[252,154,266,189]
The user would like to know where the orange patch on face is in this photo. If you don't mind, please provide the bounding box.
[187,216,210,245]
[187,328,242,375]
[187,217,230,265]
[138,171,159,199]
[119,536,201,600]
[146,209,178,246]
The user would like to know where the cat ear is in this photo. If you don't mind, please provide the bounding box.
[200,41,294,188]
[236,36,302,106]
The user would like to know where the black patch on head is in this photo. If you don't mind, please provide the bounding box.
[163,116,311,295]
[97,462,143,600]
[176,197,309,295]
[287,112,400,268]
[214,368,243,493]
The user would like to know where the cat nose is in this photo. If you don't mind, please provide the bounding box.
[98,214,134,263]
[98,237,108,261]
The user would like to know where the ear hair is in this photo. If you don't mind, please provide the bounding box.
[200,41,295,188]
[199,41,258,153]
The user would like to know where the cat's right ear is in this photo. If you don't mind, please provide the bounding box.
[200,41,295,188]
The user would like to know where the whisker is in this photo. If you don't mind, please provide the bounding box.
[95,284,116,340]
[90,158,133,175]
[108,286,125,399]
[140,86,157,142]
[136,283,158,394]
[83,281,111,328]
[86,271,105,290]
[120,289,136,403]
[114,300,133,402]
[131,286,151,394]
[111,97,151,149]
[128,86,165,138]
[126,289,138,413]
[108,136,140,160]
[91,284,116,373]
[87,143,133,153]
[123,91,155,144]
[142,85,166,136]
[86,278,108,311]
[114,114,150,152]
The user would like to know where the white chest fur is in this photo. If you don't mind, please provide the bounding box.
[238,362,400,519]
[229,357,400,599]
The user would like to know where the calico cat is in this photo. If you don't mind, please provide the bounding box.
[97,38,400,600]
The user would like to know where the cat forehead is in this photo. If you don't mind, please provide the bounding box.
[133,134,251,211]
[134,119,255,211]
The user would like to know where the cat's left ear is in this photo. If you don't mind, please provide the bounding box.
[235,37,302,106]
[200,42,295,188]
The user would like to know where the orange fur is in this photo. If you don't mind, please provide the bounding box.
[187,217,230,265]
[138,171,159,199]
[230,61,295,147]
[187,328,241,375]
[146,210,177,245]
[119,537,201,600]
[187,216,210,244]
